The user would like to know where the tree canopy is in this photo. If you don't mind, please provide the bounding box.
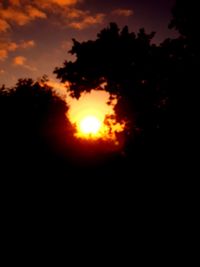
[0,78,74,176]
[54,23,171,152]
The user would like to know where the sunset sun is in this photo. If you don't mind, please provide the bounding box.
[79,115,101,135]
[67,89,125,143]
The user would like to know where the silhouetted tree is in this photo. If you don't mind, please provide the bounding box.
[54,0,199,162]
[0,79,74,175]
[169,0,199,52]
[54,23,170,158]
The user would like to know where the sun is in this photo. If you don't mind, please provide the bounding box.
[67,89,125,143]
[79,115,101,135]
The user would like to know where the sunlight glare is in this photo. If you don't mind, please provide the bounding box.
[80,115,101,135]
[67,89,125,144]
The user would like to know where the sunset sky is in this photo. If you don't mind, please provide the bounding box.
[0,0,177,87]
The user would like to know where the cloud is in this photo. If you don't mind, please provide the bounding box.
[7,42,18,51]
[0,4,46,27]
[29,0,79,11]
[35,0,79,7]
[0,39,36,61]
[0,0,104,32]
[1,8,32,26]
[0,19,10,32]
[26,5,47,20]
[69,13,105,29]
[0,39,35,51]
[9,0,79,8]
[111,9,134,17]
[13,55,37,71]
[7,40,35,51]
[20,40,35,48]
[35,1,105,30]
[67,8,87,19]
[13,55,27,66]
[50,0,78,6]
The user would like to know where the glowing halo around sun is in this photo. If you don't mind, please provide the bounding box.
[67,89,126,145]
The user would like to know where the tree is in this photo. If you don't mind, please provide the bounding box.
[169,0,199,51]
[54,23,161,146]
[54,23,156,98]
[54,1,198,161]
[0,78,74,175]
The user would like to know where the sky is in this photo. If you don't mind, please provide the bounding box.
[0,0,177,87]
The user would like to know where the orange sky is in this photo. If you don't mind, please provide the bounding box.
[0,0,176,87]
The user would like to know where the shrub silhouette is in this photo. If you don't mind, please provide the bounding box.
[0,78,74,176]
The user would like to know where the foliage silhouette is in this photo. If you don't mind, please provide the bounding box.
[0,79,76,177]
[169,0,199,52]
[54,22,171,159]
[0,0,197,178]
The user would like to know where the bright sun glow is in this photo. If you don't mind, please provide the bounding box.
[80,115,101,135]
[67,89,125,144]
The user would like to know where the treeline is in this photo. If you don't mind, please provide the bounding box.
[0,0,197,177]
